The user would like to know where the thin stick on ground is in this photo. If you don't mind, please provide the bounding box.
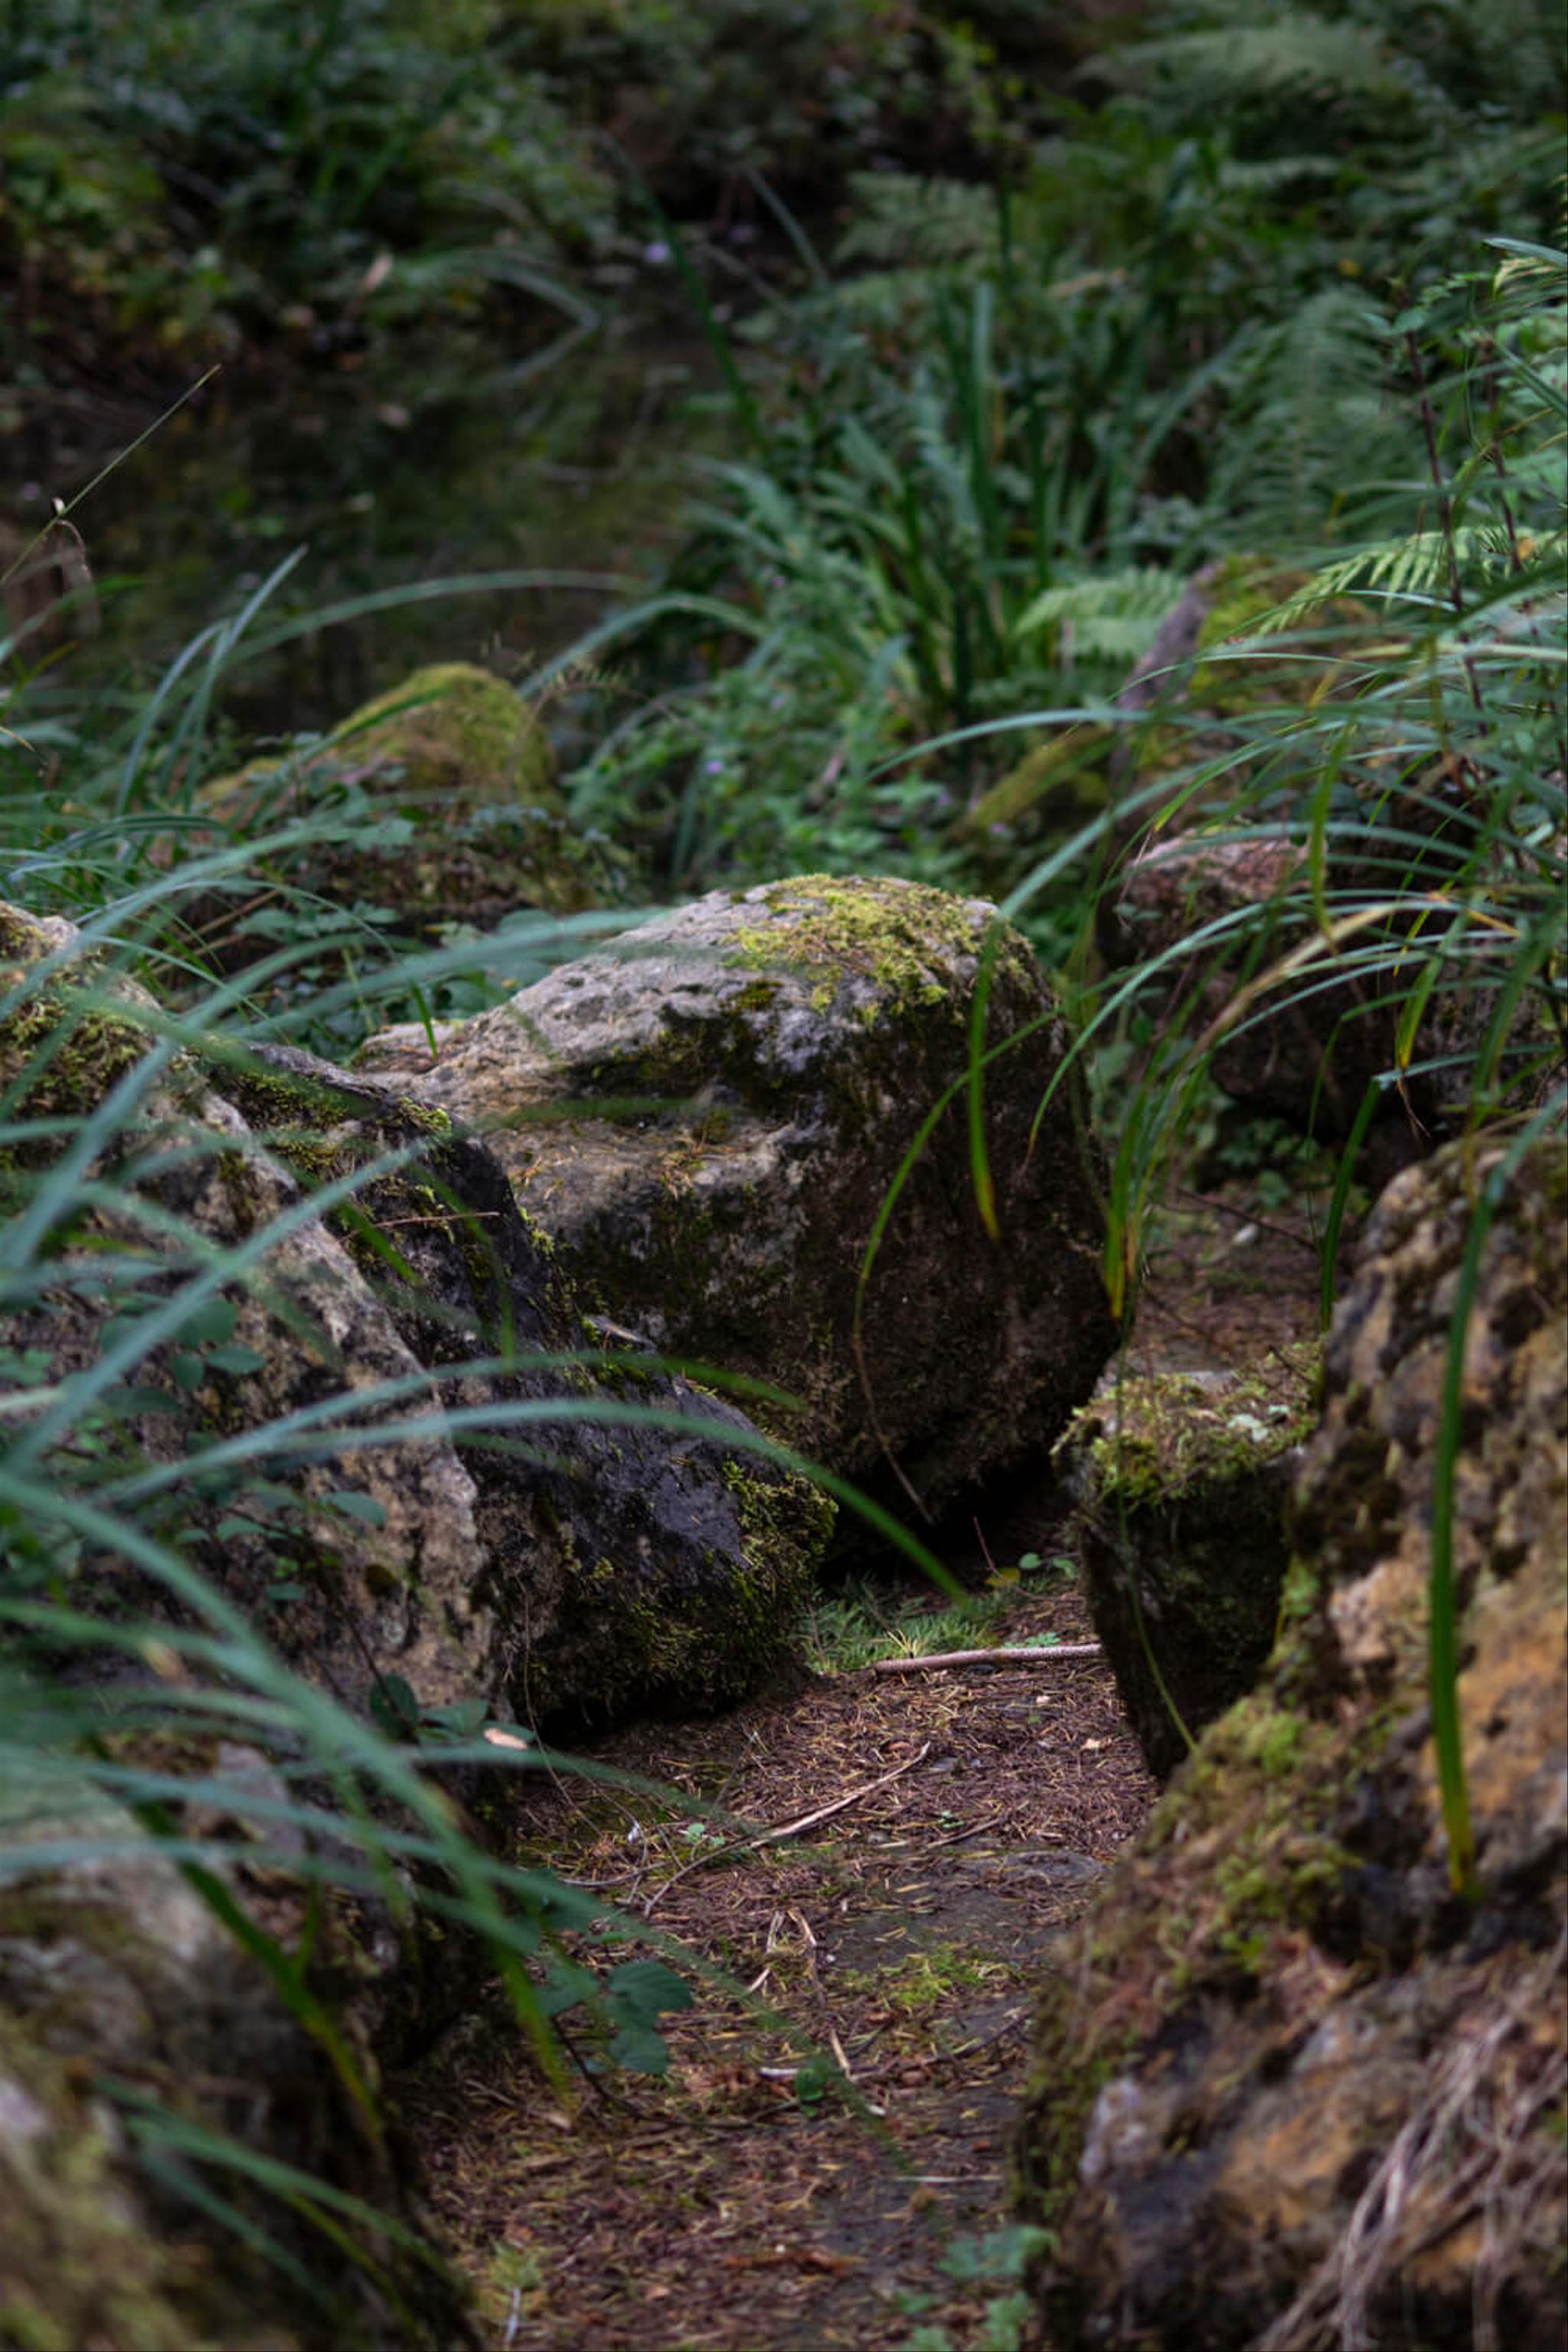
[872,1644,1102,1674]
[642,1742,935,1913]
[750,1741,933,1842]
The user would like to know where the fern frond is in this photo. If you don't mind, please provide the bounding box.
[1013,567,1185,654]
[1107,12,1439,120]
[1205,286,1414,543]
[835,175,997,271]
[1249,530,1566,631]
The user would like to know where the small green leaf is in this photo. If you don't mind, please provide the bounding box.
[178,1298,238,1347]
[416,1695,488,1744]
[940,2226,1052,2285]
[607,2024,672,2076]
[104,1384,185,1416]
[537,1961,598,2019]
[606,1957,694,2023]
[793,2055,837,2108]
[368,1674,420,1738]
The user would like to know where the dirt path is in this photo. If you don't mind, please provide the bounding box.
[407,1575,1149,2352]
[404,1178,1324,2350]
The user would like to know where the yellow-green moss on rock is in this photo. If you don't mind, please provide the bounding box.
[354,873,1119,1513]
[217,662,559,815]
[1058,1342,1321,1779]
[730,872,1039,1024]
[1018,1140,1568,2350]
[198,663,616,942]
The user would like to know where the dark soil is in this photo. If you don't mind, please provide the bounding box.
[401,1178,1327,2351]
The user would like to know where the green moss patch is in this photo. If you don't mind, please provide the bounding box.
[730,873,1038,1026]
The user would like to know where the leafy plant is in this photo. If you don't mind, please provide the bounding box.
[0,0,606,370]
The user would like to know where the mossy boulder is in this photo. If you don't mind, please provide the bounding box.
[199,662,614,943]
[0,902,830,1732]
[1017,1137,1568,2350]
[355,874,1117,1512]
[1102,819,1437,1175]
[0,1774,473,2351]
[1058,1341,1321,1777]
[1101,557,1409,1152]
[1098,558,1559,1164]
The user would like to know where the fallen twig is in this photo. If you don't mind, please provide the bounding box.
[642,1743,933,1915]
[871,1643,1102,1674]
[751,1742,933,1843]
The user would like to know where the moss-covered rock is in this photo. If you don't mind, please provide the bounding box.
[1098,558,1560,1163]
[355,873,1118,1511]
[0,904,830,1733]
[199,662,616,942]
[1016,1137,1568,2350]
[1058,1341,1321,1778]
[1101,558,1403,1150]
[0,1776,473,2352]
[0,903,194,1165]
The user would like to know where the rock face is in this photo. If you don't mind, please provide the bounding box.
[1018,1137,1568,2350]
[0,902,831,1732]
[1096,556,1390,1145]
[0,1770,471,2352]
[1102,825,1438,1180]
[200,662,615,939]
[356,874,1116,1512]
[1058,1342,1319,1778]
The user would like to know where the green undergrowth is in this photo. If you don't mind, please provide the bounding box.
[804,1555,1076,1676]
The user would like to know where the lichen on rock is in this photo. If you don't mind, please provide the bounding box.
[1058,1341,1321,1778]
[0,1771,472,2351]
[356,872,1117,1512]
[1018,1136,1568,2350]
[0,903,831,1736]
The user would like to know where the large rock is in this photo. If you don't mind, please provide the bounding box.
[1018,1136,1568,2349]
[0,1762,473,2352]
[1058,1341,1320,1778]
[1098,559,1562,1166]
[0,901,831,1733]
[198,662,616,947]
[356,874,1117,1512]
[0,899,832,2352]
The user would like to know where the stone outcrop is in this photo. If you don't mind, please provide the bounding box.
[0,901,831,1733]
[1018,1136,1567,2350]
[1057,1341,1320,1778]
[1097,551,1416,1155]
[356,874,1117,1514]
[1,892,834,2349]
